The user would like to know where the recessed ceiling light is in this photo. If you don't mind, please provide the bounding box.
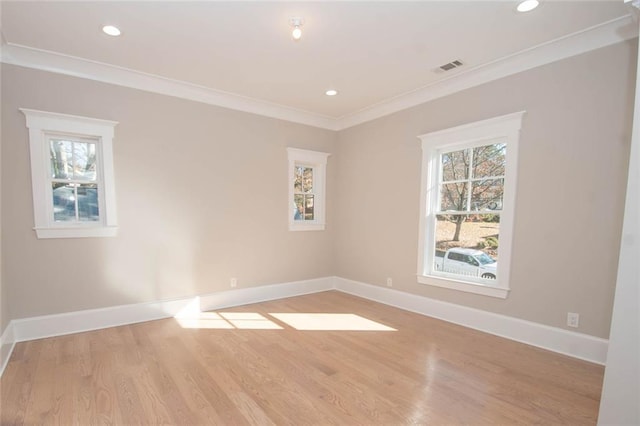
[325,89,338,96]
[517,0,539,12]
[102,25,121,36]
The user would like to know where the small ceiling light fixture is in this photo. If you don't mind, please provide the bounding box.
[102,25,121,36]
[325,89,338,96]
[517,0,539,12]
[289,17,304,40]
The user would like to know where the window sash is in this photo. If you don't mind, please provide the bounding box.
[47,134,104,225]
[437,145,505,214]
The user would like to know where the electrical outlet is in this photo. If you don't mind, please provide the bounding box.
[567,312,579,328]
[230,277,237,288]
[386,277,393,287]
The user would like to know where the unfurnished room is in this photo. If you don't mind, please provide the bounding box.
[0,1,638,425]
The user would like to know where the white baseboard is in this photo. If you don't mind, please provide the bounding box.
[0,322,16,377]
[198,277,335,312]
[0,274,608,379]
[10,276,334,344]
[334,277,609,365]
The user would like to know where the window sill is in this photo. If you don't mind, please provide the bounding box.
[289,222,326,232]
[417,274,509,299]
[35,226,118,239]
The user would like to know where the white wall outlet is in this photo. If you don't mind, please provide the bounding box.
[230,277,237,288]
[386,277,393,287]
[567,312,580,328]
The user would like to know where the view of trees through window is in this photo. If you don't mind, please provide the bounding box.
[49,138,99,222]
[433,142,505,280]
[293,166,314,221]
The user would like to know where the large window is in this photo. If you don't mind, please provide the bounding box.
[21,109,118,239]
[417,112,524,298]
[287,148,330,231]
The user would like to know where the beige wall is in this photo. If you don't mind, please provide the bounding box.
[1,64,337,320]
[1,40,636,340]
[334,40,637,339]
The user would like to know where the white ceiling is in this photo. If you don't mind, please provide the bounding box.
[0,1,636,129]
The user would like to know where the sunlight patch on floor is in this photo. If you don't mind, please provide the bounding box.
[176,311,282,330]
[175,315,235,329]
[174,299,283,329]
[173,298,395,331]
[219,312,283,330]
[269,313,396,331]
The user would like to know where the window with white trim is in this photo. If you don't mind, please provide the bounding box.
[417,112,524,299]
[21,109,118,239]
[287,148,330,231]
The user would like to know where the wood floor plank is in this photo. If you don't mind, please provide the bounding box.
[1,291,604,424]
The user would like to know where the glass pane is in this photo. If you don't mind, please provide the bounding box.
[294,194,304,220]
[50,140,73,179]
[473,143,506,179]
[441,149,469,182]
[471,179,504,211]
[52,182,76,222]
[73,142,97,181]
[77,183,99,221]
[302,167,313,193]
[294,167,303,193]
[304,195,314,220]
[434,214,500,280]
[439,182,468,211]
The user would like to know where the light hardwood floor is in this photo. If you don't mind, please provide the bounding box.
[1,291,604,425]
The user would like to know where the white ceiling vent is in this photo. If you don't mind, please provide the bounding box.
[435,59,464,73]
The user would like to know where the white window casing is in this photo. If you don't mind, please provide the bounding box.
[417,112,525,299]
[21,108,118,239]
[287,147,330,231]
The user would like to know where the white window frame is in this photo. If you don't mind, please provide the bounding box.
[21,108,118,239]
[287,148,330,232]
[417,112,524,299]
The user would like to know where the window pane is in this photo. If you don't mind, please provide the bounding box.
[473,143,506,178]
[434,214,500,280]
[50,140,73,179]
[440,182,468,211]
[77,183,99,221]
[293,194,315,221]
[294,194,304,220]
[471,179,504,211]
[302,167,313,193]
[52,182,100,222]
[52,182,76,221]
[294,167,303,193]
[304,194,314,220]
[441,149,469,182]
[73,142,97,181]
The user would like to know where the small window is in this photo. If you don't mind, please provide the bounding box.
[287,148,330,231]
[417,112,524,299]
[21,109,118,239]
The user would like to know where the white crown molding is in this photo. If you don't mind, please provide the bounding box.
[336,14,637,130]
[0,15,635,132]
[0,43,340,131]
